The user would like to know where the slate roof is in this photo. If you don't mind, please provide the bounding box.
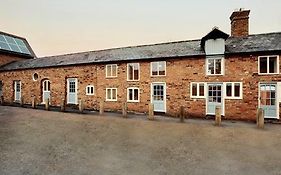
[0,32,281,71]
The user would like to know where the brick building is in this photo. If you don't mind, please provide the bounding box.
[0,9,281,121]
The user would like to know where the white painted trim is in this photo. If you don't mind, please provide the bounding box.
[42,80,51,104]
[106,88,118,102]
[150,82,167,113]
[127,63,140,81]
[105,64,118,78]
[86,85,95,96]
[206,56,225,76]
[14,80,21,102]
[224,82,243,99]
[67,78,78,104]
[258,55,280,75]
[150,61,166,77]
[190,82,206,99]
[127,87,140,103]
[205,83,225,116]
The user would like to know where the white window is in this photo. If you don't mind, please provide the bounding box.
[190,82,205,98]
[106,88,117,101]
[127,87,140,102]
[225,82,243,99]
[106,64,118,78]
[127,63,140,81]
[258,56,279,74]
[151,61,166,76]
[206,56,224,75]
[86,85,94,95]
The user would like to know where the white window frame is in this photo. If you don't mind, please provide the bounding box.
[127,87,140,102]
[86,85,95,96]
[258,55,279,75]
[105,64,118,78]
[224,82,243,99]
[190,82,206,99]
[127,63,140,81]
[151,61,166,76]
[106,88,117,101]
[206,56,225,76]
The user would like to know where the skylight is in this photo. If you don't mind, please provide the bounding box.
[0,34,31,55]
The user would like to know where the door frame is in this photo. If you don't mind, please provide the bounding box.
[150,82,166,113]
[67,78,78,104]
[14,80,21,102]
[258,82,279,119]
[205,82,225,116]
[42,79,51,104]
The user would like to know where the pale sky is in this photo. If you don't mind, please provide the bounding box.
[1,0,280,57]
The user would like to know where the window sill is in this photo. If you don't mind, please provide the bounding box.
[127,80,140,82]
[106,99,117,102]
[190,96,205,99]
[225,97,243,100]
[127,100,139,103]
[106,76,117,79]
[151,75,166,77]
[206,74,224,76]
[86,94,95,96]
[258,73,279,75]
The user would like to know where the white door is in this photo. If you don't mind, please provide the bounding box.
[67,78,78,104]
[259,83,277,119]
[42,80,51,104]
[206,83,224,115]
[151,83,166,112]
[14,80,21,101]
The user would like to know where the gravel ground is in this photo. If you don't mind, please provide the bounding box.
[0,106,281,175]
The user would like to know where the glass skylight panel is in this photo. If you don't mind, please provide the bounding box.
[0,34,31,55]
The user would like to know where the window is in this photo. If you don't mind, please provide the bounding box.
[206,56,224,75]
[225,82,242,99]
[127,87,139,102]
[127,63,140,81]
[151,61,166,76]
[106,64,118,78]
[86,85,94,95]
[106,88,117,101]
[69,81,76,93]
[32,73,39,81]
[190,83,205,98]
[259,56,279,74]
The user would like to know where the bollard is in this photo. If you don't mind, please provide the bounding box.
[45,98,50,111]
[79,99,84,113]
[31,97,36,109]
[99,101,104,115]
[179,106,185,123]
[20,97,24,107]
[148,103,154,120]
[257,108,264,129]
[0,96,3,105]
[61,99,65,112]
[215,106,222,126]
[122,102,128,118]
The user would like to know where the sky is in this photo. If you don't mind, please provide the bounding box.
[1,0,281,57]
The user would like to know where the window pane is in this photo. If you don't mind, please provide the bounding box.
[159,62,166,75]
[152,62,158,75]
[199,84,204,96]
[208,59,215,74]
[215,59,222,74]
[107,89,111,99]
[112,89,117,100]
[112,65,117,76]
[134,89,139,101]
[128,64,133,80]
[192,84,197,96]
[259,57,267,73]
[106,66,111,77]
[234,83,240,97]
[269,57,277,73]
[226,83,232,97]
[134,69,139,80]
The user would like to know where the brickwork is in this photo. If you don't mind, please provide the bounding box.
[0,54,27,67]
[1,54,281,121]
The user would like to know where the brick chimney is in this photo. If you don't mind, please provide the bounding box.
[230,9,250,37]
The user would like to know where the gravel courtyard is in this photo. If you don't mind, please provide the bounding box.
[0,106,281,175]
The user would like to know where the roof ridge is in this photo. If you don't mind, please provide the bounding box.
[0,30,28,41]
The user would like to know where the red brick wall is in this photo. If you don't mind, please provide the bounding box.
[0,54,281,121]
[0,54,27,67]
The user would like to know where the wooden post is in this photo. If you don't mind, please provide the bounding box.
[122,102,128,118]
[0,96,3,105]
[180,106,185,123]
[215,106,222,126]
[148,103,154,120]
[31,97,36,109]
[257,108,264,129]
[99,101,104,115]
[61,99,65,112]
[20,97,24,107]
[79,99,84,113]
[45,98,50,111]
